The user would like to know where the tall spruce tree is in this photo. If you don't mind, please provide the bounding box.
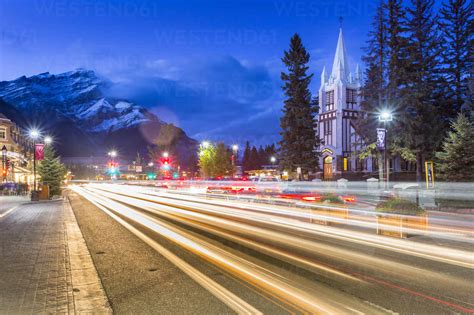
[242,141,251,171]
[436,113,474,180]
[279,33,320,176]
[357,1,388,179]
[438,0,473,116]
[404,0,444,181]
[38,147,66,196]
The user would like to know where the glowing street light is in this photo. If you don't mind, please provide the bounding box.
[270,156,276,164]
[232,144,238,152]
[108,151,117,158]
[148,162,154,167]
[29,129,40,140]
[162,151,169,158]
[44,136,53,145]
[202,141,210,148]
[379,110,393,122]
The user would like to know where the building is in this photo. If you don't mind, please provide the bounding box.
[0,113,33,184]
[317,27,371,180]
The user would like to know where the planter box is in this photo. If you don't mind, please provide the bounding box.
[377,214,428,238]
[310,203,348,226]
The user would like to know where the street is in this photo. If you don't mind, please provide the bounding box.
[68,183,474,314]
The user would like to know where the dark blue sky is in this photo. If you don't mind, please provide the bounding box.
[1,0,378,145]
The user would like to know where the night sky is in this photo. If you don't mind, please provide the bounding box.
[1,0,379,145]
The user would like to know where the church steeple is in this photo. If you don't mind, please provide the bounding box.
[330,28,350,82]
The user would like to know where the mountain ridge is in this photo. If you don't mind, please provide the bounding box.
[0,69,198,165]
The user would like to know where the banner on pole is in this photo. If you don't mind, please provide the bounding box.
[376,128,386,149]
[35,144,45,160]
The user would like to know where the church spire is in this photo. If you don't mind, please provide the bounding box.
[330,27,350,82]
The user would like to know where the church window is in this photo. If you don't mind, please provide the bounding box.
[346,89,357,109]
[325,90,334,111]
[0,127,6,140]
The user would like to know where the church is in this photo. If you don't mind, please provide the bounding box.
[317,27,373,180]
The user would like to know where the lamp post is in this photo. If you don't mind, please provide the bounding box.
[29,129,40,192]
[1,145,7,182]
[232,144,238,178]
[379,111,393,189]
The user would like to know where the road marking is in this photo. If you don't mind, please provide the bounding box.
[0,206,19,219]
[74,187,262,315]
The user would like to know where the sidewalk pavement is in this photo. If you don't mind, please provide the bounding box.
[0,197,111,314]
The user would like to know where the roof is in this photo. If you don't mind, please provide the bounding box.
[0,112,9,120]
[330,28,350,81]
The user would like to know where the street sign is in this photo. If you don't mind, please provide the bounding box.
[425,161,435,189]
[376,128,386,149]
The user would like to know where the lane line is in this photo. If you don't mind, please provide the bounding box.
[0,205,19,219]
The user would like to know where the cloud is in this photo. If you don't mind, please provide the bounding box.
[101,55,283,145]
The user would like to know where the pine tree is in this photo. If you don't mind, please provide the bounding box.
[38,147,66,196]
[249,146,259,170]
[404,0,444,181]
[438,0,473,116]
[357,1,389,179]
[436,113,474,180]
[242,141,251,171]
[279,33,320,176]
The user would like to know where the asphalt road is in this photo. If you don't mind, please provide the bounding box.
[69,183,474,314]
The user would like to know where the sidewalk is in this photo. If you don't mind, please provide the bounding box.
[0,197,110,314]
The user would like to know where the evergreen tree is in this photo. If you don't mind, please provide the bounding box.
[242,141,251,171]
[403,0,444,181]
[279,33,320,176]
[436,113,474,180]
[438,0,473,116]
[357,1,389,179]
[257,146,266,167]
[38,147,66,196]
[249,146,260,170]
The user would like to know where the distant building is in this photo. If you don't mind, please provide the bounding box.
[0,112,33,184]
[317,27,371,180]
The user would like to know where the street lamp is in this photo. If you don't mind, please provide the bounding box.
[202,141,210,148]
[1,145,7,182]
[162,151,169,158]
[378,110,393,188]
[231,144,238,177]
[270,156,276,164]
[44,136,53,145]
[28,129,41,193]
[148,162,154,167]
[108,150,117,158]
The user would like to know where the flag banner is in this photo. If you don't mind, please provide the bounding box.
[35,144,45,160]
[376,128,386,149]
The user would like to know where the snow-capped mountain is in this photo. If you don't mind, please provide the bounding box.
[0,69,197,160]
[0,69,154,133]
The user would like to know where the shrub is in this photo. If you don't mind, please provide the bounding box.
[376,197,425,216]
[320,193,344,204]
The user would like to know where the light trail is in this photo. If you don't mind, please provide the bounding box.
[73,186,383,314]
[71,183,474,314]
[90,183,474,269]
[72,186,263,315]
